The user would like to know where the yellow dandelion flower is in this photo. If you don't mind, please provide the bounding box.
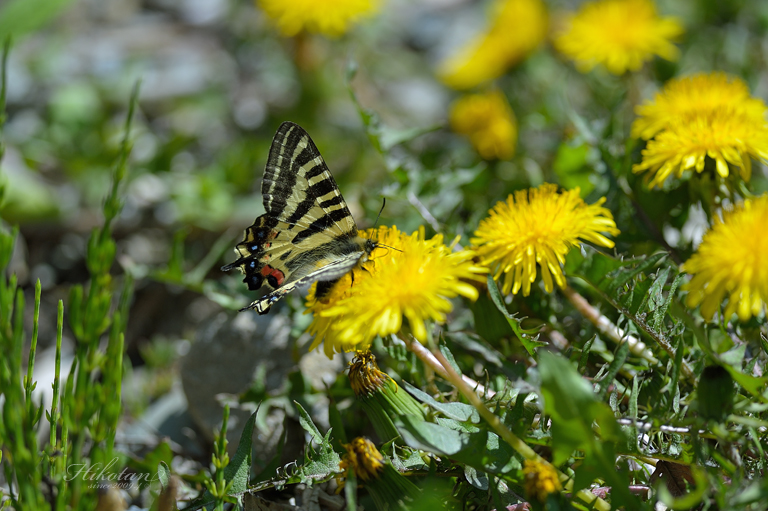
[632,73,768,140]
[523,459,562,502]
[553,0,683,75]
[340,437,384,482]
[472,184,620,296]
[257,0,379,37]
[438,0,548,90]
[449,90,517,160]
[632,108,768,188]
[306,226,486,357]
[630,72,768,188]
[682,195,768,322]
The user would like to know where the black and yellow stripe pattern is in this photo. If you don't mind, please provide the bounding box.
[223,122,376,314]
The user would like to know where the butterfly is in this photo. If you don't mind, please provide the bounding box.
[222,121,377,315]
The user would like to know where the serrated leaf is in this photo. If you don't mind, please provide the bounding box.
[182,411,256,511]
[223,410,256,494]
[567,246,666,298]
[298,445,341,483]
[651,273,684,332]
[391,448,429,472]
[295,401,324,445]
[486,275,546,355]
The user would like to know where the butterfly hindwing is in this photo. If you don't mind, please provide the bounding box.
[223,122,375,314]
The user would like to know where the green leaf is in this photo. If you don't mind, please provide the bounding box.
[184,411,256,510]
[295,401,325,445]
[396,416,519,475]
[567,246,666,299]
[292,402,341,484]
[157,461,171,490]
[403,381,480,423]
[595,341,630,401]
[723,367,768,403]
[552,142,595,195]
[396,414,466,456]
[486,275,546,355]
[538,352,637,508]
[298,443,342,484]
[223,410,256,495]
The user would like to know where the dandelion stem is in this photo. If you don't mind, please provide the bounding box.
[431,348,612,511]
[562,285,695,382]
[401,335,495,398]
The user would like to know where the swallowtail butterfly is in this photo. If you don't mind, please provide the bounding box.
[223,122,377,314]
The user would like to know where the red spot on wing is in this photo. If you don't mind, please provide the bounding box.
[259,265,286,286]
[270,267,285,285]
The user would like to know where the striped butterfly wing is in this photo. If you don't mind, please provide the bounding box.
[262,122,358,239]
[223,122,367,314]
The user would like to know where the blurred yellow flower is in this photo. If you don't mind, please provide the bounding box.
[449,90,517,160]
[472,184,619,296]
[339,437,384,482]
[438,0,548,90]
[553,0,682,75]
[306,226,485,357]
[258,0,379,37]
[683,195,768,322]
[523,459,562,502]
[631,73,768,188]
[632,73,767,140]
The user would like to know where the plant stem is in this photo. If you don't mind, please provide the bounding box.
[401,335,495,398]
[562,285,695,382]
[432,348,613,511]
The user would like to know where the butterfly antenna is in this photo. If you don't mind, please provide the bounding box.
[376,243,403,253]
[373,197,386,228]
[370,199,402,253]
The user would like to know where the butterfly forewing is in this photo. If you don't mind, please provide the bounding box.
[263,122,357,239]
[223,122,374,314]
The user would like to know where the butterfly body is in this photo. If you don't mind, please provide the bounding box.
[223,122,376,314]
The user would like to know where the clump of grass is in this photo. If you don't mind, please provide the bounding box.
[0,41,140,507]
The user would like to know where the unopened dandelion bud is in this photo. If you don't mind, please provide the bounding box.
[340,437,420,510]
[348,351,425,442]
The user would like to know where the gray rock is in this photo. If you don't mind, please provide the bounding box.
[181,311,300,466]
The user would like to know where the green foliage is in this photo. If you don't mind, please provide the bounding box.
[0,58,138,507]
[193,405,254,510]
[2,1,768,510]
